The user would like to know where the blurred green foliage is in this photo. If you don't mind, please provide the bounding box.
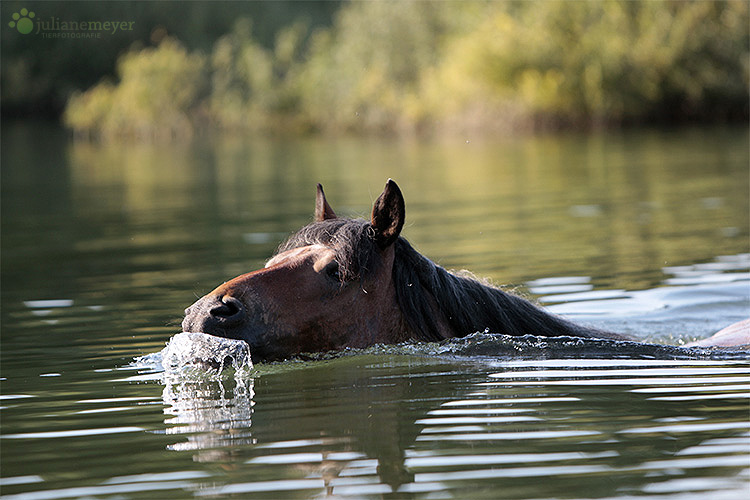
[1,0,339,117]
[59,0,748,138]
[210,20,308,132]
[422,0,750,131]
[65,39,207,139]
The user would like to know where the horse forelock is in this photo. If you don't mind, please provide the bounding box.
[276,218,381,282]
[277,218,444,338]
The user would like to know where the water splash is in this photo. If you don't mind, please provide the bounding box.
[134,332,253,380]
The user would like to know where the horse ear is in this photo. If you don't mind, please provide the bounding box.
[315,184,337,221]
[371,179,405,249]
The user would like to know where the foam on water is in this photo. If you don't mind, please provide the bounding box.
[303,332,750,363]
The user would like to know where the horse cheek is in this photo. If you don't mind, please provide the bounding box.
[275,281,341,352]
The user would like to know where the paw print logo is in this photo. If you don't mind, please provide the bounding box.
[9,8,35,35]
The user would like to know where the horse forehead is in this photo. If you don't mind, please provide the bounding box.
[265,244,334,269]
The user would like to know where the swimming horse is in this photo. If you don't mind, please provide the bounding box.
[182,180,750,362]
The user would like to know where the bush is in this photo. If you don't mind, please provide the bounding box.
[65,39,207,139]
[296,1,443,132]
[64,0,749,138]
[210,19,308,131]
[421,0,749,131]
[64,81,116,139]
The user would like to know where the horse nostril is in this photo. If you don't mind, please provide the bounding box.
[209,296,244,323]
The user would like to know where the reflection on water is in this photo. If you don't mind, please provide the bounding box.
[534,253,749,305]
[163,377,256,458]
[135,333,257,459]
[545,254,749,345]
[4,123,747,304]
[126,324,750,498]
[402,358,750,499]
[134,355,750,499]
[1,122,748,499]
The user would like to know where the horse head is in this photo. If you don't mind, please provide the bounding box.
[182,180,409,362]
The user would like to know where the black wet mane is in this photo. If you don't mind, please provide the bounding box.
[278,218,621,342]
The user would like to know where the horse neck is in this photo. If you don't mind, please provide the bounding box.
[392,239,618,341]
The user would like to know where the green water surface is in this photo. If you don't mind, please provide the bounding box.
[1,123,748,499]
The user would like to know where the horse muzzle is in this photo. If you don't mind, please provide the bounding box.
[182,294,246,338]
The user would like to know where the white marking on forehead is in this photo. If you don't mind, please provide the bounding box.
[264,244,333,268]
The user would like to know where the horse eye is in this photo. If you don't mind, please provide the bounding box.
[324,260,341,282]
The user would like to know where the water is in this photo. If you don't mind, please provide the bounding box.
[1,121,749,498]
[156,331,253,375]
